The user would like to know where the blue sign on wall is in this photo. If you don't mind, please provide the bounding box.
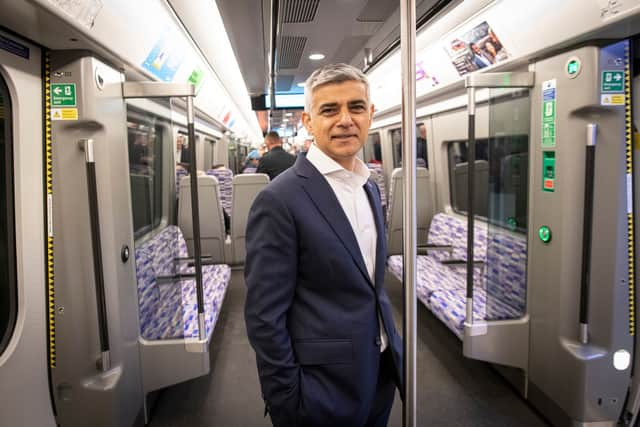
[142,33,185,82]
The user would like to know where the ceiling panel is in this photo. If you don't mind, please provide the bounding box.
[357,0,399,22]
[276,75,295,91]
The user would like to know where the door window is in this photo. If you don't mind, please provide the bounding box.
[0,73,17,354]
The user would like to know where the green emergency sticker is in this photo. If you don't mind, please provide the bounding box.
[601,70,624,92]
[541,79,556,148]
[51,83,76,107]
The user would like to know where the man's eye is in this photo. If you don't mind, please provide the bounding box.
[351,105,366,112]
[321,108,336,114]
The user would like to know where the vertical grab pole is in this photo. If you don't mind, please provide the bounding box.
[579,123,597,344]
[400,0,417,426]
[466,87,476,325]
[186,96,206,341]
[80,138,111,372]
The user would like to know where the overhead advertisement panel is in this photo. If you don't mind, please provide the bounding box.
[368,0,640,116]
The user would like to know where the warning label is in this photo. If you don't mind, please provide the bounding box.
[51,108,78,121]
[601,94,625,106]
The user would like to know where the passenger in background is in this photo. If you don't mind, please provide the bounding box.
[417,123,428,169]
[242,149,261,173]
[245,63,403,427]
[256,131,296,180]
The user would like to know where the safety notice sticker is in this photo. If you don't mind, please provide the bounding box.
[51,83,76,107]
[541,79,557,148]
[601,94,625,106]
[51,108,78,121]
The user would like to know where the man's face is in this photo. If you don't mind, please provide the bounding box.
[302,80,374,168]
[471,43,481,54]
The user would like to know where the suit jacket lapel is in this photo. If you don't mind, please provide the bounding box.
[295,156,372,285]
[363,180,386,290]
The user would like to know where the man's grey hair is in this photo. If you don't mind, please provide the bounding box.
[303,63,370,113]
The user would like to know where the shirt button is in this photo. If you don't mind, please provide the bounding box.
[375,337,381,347]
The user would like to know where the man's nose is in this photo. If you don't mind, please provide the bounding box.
[337,109,354,126]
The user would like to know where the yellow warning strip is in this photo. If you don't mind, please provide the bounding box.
[624,41,635,336]
[44,51,56,367]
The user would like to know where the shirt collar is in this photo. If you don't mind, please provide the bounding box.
[306,143,370,187]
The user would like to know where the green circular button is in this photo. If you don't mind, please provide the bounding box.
[538,225,552,243]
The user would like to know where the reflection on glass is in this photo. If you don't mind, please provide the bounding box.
[363,132,382,165]
[127,111,163,237]
[390,124,428,168]
[485,88,530,321]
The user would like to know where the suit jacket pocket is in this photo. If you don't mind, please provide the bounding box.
[293,338,352,366]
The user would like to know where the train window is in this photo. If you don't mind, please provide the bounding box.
[390,124,428,168]
[0,74,17,354]
[176,133,189,164]
[447,135,529,232]
[127,112,164,238]
[363,132,382,165]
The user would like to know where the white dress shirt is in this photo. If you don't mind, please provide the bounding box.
[306,143,388,352]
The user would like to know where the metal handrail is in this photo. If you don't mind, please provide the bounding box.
[79,138,111,372]
[400,0,417,425]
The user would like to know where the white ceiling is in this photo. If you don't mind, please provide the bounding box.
[214,0,444,132]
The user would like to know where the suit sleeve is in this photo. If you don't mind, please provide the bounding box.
[256,158,267,175]
[244,188,300,426]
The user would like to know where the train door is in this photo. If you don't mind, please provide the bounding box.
[47,52,144,426]
[0,31,56,427]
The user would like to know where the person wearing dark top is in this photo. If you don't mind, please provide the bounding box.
[256,131,296,180]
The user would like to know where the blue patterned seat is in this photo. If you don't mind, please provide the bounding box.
[427,287,520,339]
[206,168,233,215]
[134,225,231,341]
[387,212,526,340]
[176,168,188,197]
[367,165,386,210]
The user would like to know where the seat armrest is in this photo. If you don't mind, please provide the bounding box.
[156,273,196,284]
[440,259,484,266]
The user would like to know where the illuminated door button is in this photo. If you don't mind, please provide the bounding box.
[538,225,552,243]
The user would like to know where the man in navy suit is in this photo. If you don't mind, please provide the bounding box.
[245,63,403,427]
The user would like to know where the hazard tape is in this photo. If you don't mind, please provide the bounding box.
[624,41,635,336]
[44,51,55,367]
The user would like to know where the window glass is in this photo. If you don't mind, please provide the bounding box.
[447,135,528,232]
[390,124,428,168]
[363,132,382,165]
[0,74,17,354]
[127,111,164,238]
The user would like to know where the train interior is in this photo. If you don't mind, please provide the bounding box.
[2,0,640,426]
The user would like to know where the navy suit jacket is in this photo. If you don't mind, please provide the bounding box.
[244,154,403,427]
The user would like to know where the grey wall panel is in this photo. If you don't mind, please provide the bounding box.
[50,52,143,427]
[527,45,632,425]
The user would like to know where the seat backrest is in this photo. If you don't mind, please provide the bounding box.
[230,173,269,264]
[130,174,152,232]
[134,225,189,339]
[367,166,387,209]
[386,167,433,256]
[178,175,226,263]
[206,168,233,215]
[452,160,489,218]
[485,230,527,316]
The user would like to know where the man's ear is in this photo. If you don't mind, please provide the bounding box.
[302,111,313,135]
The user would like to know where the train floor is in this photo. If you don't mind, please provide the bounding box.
[148,269,550,427]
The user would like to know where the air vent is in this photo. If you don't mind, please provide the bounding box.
[278,36,306,69]
[276,75,295,92]
[282,0,319,23]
